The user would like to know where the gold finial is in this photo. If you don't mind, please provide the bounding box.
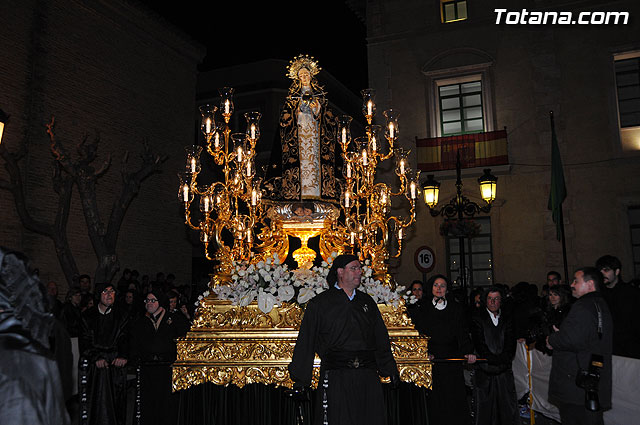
[287,54,321,80]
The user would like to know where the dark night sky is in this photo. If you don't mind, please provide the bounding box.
[140,1,369,93]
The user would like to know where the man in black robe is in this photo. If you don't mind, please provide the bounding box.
[80,283,130,425]
[288,254,399,425]
[130,289,190,425]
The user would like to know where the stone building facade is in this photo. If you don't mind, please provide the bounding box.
[359,0,640,288]
[0,0,204,289]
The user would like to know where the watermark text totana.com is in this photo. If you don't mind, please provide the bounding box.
[494,9,629,25]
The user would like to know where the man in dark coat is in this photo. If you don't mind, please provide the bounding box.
[288,254,399,425]
[471,286,519,425]
[595,255,640,359]
[130,289,190,425]
[547,267,613,425]
[79,282,130,425]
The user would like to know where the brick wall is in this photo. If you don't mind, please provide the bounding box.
[0,0,206,293]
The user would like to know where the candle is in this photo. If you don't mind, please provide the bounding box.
[224,100,230,114]
[190,157,196,173]
[362,149,368,166]
[371,136,377,152]
[247,228,252,243]
[203,232,208,243]
[251,189,257,206]
[214,133,220,149]
[345,191,350,208]
[237,146,243,162]
[398,228,403,240]
[389,122,395,139]
[367,100,373,116]
[410,182,416,199]
[380,191,386,205]
[204,195,210,212]
[346,162,352,178]
[250,124,256,140]
[246,161,252,177]
[205,118,211,134]
[182,184,189,202]
[342,127,347,144]
[400,160,405,175]
[350,232,355,245]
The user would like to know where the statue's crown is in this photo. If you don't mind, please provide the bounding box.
[287,54,321,80]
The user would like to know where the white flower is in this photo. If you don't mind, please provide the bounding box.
[257,289,276,313]
[277,285,295,302]
[198,253,407,310]
[238,290,255,307]
[297,287,316,304]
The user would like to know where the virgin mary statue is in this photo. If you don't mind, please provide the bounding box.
[268,55,338,201]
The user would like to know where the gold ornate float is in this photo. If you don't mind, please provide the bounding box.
[173,299,431,391]
[174,55,431,393]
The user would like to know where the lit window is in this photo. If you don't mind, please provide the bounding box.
[614,52,640,151]
[438,80,484,136]
[446,217,493,287]
[441,0,468,23]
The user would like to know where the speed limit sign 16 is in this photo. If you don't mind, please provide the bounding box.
[415,246,436,273]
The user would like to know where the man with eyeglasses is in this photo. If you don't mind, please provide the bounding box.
[288,254,399,425]
[470,286,519,425]
[130,290,189,425]
[79,283,130,425]
[595,255,640,359]
[546,267,613,425]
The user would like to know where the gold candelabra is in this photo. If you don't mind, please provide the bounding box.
[178,87,265,276]
[335,89,419,280]
[179,85,418,282]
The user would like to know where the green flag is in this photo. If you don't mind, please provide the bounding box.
[547,112,566,241]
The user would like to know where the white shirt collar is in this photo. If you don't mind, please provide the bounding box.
[487,308,500,326]
[432,297,447,310]
[335,283,356,300]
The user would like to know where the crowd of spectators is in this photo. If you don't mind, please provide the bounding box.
[5,249,639,425]
[406,254,640,425]
[45,267,196,425]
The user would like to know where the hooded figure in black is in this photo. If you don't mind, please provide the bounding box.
[0,247,70,425]
[288,254,399,425]
[79,282,130,425]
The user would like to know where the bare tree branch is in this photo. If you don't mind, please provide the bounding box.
[4,117,165,286]
[105,139,167,251]
[0,142,53,236]
[1,119,79,284]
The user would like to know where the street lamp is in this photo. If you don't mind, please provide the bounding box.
[0,108,8,145]
[422,150,498,291]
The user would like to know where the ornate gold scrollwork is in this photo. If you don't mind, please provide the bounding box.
[173,299,431,392]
